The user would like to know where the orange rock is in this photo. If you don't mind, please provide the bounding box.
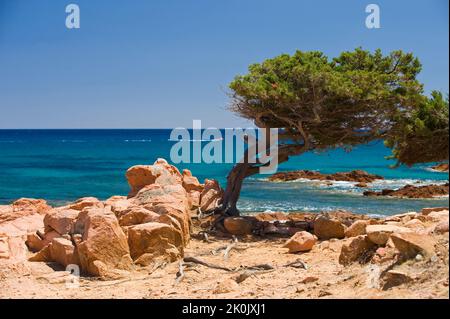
[339,235,375,266]
[390,232,436,259]
[366,224,412,245]
[126,158,183,197]
[283,231,316,253]
[44,208,80,235]
[199,179,223,212]
[345,220,369,237]
[76,207,133,277]
[224,217,254,236]
[313,215,345,240]
[49,237,79,267]
[68,197,103,211]
[127,222,183,265]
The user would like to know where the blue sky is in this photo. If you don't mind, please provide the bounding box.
[0,0,448,128]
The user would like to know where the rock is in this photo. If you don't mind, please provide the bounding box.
[345,220,369,237]
[0,209,45,261]
[382,270,414,290]
[434,220,449,234]
[43,208,80,235]
[199,179,223,212]
[68,197,103,211]
[421,207,449,215]
[355,182,368,188]
[1,198,51,224]
[127,222,183,266]
[363,184,449,199]
[49,237,79,267]
[182,169,203,192]
[213,279,239,294]
[105,196,133,217]
[404,219,426,230]
[131,183,191,243]
[26,230,60,252]
[283,231,316,253]
[126,158,183,197]
[117,206,160,227]
[339,235,375,266]
[269,170,383,183]
[76,207,133,277]
[427,210,449,222]
[313,215,345,240]
[366,224,412,245]
[223,217,254,236]
[390,233,436,259]
[0,236,9,259]
[431,163,449,172]
[300,276,319,284]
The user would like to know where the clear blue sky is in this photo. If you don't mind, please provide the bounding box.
[0,0,448,128]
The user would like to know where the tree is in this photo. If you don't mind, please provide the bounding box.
[214,48,425,217]
[385,90,449,166]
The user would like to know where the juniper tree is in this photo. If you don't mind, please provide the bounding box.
[215,48,425,217]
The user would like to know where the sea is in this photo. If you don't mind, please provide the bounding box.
[0,129,448,216]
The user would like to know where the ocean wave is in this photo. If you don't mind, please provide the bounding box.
[167,138,224,142]
[60,140,87,143]
[124,139,152,142]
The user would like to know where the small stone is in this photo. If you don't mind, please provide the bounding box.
[283,231,316,253]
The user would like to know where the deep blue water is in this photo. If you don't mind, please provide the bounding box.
[0,129,448,216]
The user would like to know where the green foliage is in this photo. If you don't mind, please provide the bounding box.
[229,48,424,151]
[385,91,449,166]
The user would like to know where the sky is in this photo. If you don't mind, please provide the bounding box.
[0,0,448,129]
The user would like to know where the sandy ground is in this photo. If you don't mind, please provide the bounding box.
[1,230,448,299]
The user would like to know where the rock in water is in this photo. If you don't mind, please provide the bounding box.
[283,231,316,253]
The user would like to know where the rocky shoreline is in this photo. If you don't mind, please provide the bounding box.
[0,159,449,298]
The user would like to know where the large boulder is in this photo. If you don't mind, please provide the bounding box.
[345,220,370,238]
[283,231,316,253]
[182,169,204,209]
[223,217,254,236]
[0,200,48,262]
[199,179,223,212]
[339,235,375,266]
[366,224,412,245]
[1,198,50,224]
[313,215,345,240]
[390,233,436,259]
[43,208,80,235]
[126,158,183,197]
[76,207,134,277]
[127,222,183,266]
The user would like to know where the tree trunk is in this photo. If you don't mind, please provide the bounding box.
[216,162,252,217]
[212,142,307,217]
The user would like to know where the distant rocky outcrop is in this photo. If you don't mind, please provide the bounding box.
[431,163,449,173]
[269,170,383,185]
[363,183,449,199]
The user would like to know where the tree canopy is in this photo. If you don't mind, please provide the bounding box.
[385,90,449,166]
[229,48,424,153]
[215,48,447,217]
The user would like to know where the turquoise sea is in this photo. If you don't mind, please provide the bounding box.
[0,129,448,216]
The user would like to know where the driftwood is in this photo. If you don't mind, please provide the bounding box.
[283,258,308,270]
[234,269,276,284]
[183,256,233,272]
[175,261,185,284]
